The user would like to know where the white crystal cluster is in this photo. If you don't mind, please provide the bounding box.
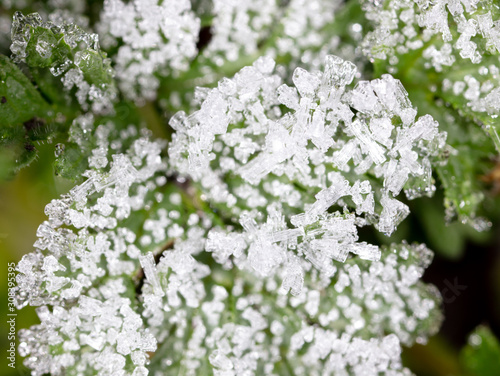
[362,0,500,63]
[19,286,157,376]
[137,240,439,375]
[98,0,200,102]
[10,12,116,113]
[169,55,446,293]
[361,0,500,116]
[202,0,279,66]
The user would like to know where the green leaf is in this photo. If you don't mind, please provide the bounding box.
[0,54,57,177]
[461,326,500,376]
[411,197,465,259]
[53,142,88,180]
[0,55,52,126]
[10,11,116,112]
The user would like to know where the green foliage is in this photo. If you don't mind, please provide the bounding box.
[461,326,500,376]
[0,55,54,178]
[0,55,50,126]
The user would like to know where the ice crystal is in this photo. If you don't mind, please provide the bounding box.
[98,0,199,101]
[169,55,446,291]
[361,0,500,119]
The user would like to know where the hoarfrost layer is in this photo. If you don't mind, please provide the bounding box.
[170,55,446,294]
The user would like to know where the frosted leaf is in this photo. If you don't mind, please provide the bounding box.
[170,55,446,287]
[98,0,199,101]
[18,283,156,376]
[11,4,451,374]
[202,0,279,63]
[360,0,500,106]
[10,12,116,113]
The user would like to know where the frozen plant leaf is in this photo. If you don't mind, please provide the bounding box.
[7,2,470,375]
[360,0,500,223]
[170,55,447,287]
[98,0,199,102]
[10,11,116,113]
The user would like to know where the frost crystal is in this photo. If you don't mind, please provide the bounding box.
[10,11,116,113]
[98,0,199,101]
[361,0,500,119]
[170,55,446,290]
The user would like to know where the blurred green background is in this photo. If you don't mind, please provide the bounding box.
[1,144,74,375]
